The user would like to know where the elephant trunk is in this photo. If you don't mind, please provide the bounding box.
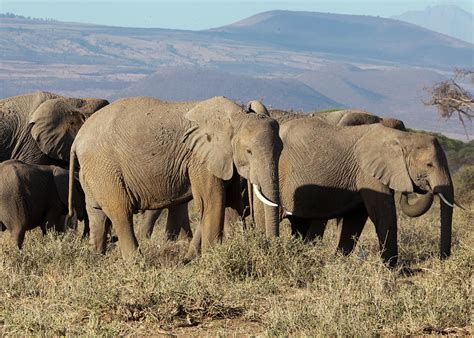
[436,185,453,259]
[259,183,280,237]
[254,148,281,237]
[399,192,434,217]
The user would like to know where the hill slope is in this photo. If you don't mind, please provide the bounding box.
[117,68,341,111]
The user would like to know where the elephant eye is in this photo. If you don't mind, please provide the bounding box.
[426,162,434,167]
[246,149,252,155]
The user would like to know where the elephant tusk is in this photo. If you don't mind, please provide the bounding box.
[252,184,295,215]
[253,184,279,207]
[438,193,455,208]
[454,200,468,211]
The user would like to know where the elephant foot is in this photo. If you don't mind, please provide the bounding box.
[183,245,199,264]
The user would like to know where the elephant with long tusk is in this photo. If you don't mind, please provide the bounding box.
[68,96,282,260]
[250,111,456,265]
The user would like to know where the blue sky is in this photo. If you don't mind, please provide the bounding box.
[1,0,472,30]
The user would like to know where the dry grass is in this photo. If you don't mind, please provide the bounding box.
[1,198,472,335]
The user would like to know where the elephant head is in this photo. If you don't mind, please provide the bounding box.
[183,96,282,237]
[356,126,454,258]
[28,92,109,162]
[380,117,406,131]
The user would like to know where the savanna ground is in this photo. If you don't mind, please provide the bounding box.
[1,169,473,335]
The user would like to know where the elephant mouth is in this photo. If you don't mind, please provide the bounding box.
[410,180,464,210]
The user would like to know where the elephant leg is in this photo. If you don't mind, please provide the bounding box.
[138,209,162,239]
[188,169,225,252]
[361,190,398,266]
[337,207,368,255]
[184,223,201,264]
[40,223,47,236]
[289,216,306,237]
[223,174,245,234]
[166,204,192,241]
[45,207,63,233]
[304,219,327,242]
[105,207,138,259]
[10,226,26,249]
[87,205,111,255]
[289,217,326,242]
[82,212,90,239]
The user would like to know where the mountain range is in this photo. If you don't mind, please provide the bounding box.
[1,10,473,138]
[392,5,473,44]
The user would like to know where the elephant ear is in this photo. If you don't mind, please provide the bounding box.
[355,126,413,192]
[29,97,108,161]
[183,96,242,181]
[246,100,269,116]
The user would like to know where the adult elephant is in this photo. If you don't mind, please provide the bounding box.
[252,109,454,266]
[68,96,282,259]
[0,91,109,166]
[312,109,406,130]
[152,106,424,245]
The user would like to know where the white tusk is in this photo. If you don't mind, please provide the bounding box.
[454,201,467,211]
[253,184,279,207]
[438,193,455,208]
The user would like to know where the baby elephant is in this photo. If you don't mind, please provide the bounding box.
[0,160,85,248]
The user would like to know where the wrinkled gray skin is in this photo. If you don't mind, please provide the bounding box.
[0,92,108,236]
[288,109,433,242]
[0,91,109,166]
[138,175,250,240]
[269,107,434,225]
[0,160,85,248]
[150,107,426,247]
[252,104,453,266]
[69,96,282,260]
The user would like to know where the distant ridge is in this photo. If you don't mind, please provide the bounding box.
[392,5,473,44]
[208,10,473,67]
[116,67,342,111]
[1,10,473,137]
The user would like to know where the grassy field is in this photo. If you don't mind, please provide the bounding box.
[1,196,472,335]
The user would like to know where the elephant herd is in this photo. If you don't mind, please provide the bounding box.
[0,91,459,267]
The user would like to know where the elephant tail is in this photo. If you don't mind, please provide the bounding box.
[66,144,78,225]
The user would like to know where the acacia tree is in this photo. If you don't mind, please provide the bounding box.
[426,69,473,139]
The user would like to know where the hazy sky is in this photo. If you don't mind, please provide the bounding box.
[1,0,473,30]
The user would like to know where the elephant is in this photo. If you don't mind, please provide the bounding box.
[251,107,454,266]
[273,108,435,241]
[0,92,108,236]
[68,96,283,260]
[311,109,406,130]
[0,91,109,166]
[147,107,414,246]
[0,160,86,248]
